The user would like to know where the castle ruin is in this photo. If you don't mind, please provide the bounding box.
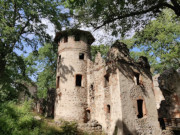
[54,29,162,135]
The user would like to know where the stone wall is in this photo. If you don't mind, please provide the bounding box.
[153,68,180,119]
[153,74,165,109]
[153,68,180,131]
[18,83,37,101]
[55,35,90,122]
[86,41,161,135]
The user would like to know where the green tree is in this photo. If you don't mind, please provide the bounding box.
[64,0,180,36]
[91,44,110,61]
[0,0,68,101]
[125,9,180,73]
[36,43,57,98]
[0,54,31,102]
[26,43,57,98]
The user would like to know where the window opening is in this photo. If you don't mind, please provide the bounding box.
[90,84,93,90]
[158,118,166,130]
[134,73,140,85]
[76,75,82,86]
[75,35,80,41]
[79,53,84,60]
[58,55,61,64]
[86,110,91,122]
[64,35,68,43]
[104,74,109,87]
[137,99,143,118]
[107,105,110,113]
[57,76,60,88]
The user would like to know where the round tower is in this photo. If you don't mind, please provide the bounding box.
[54,29,95,122]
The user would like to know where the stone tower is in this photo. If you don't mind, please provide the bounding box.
[54,29,95,122]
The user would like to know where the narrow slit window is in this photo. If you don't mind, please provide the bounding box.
[75,35,80,41]
[79,53,84,60]
[57,76,60,88]
[107,105,110,113]
[64,35,68,43]
[58,55,61,64]
[86,110,91,122]
[104,74,109,87]
[134,73,140,85]
[137,99,143,118]
[76,75,82,86]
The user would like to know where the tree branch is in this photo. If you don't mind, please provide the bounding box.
[11,17,31,50]
[13,0,17,27]
[94,2,179,30]
[170,0,180,15]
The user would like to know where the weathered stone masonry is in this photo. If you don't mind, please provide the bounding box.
[54,29,161,135]
[153,68,180,132]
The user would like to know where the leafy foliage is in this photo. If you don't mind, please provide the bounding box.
[0,53,31,102]
[60,121,78,135]
[26,43,57,98]
[0,101,82,135]
[132,9,180,73]
[36,43,57,98]
[0,0,68,101]
[0,101,39,135]
[91,45,110,61]
[64,0,180,36]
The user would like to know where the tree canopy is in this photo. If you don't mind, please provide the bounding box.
[64,0,180,36]
[123,9,180,73]
[91,45,110,61]
[27,43,57,98]
[0,0,69,101]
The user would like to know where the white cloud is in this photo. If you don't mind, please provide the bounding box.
[41,18,55,38]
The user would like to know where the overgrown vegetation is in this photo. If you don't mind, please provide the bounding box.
[0,101,97,135]
[0,101,39,135]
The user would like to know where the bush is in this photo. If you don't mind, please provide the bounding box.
[60,121,78,135]
[0,101,39,135]
[0,101,91,135]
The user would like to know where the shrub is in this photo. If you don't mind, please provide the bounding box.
[60,121,78,135]
[0,101,39,135]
